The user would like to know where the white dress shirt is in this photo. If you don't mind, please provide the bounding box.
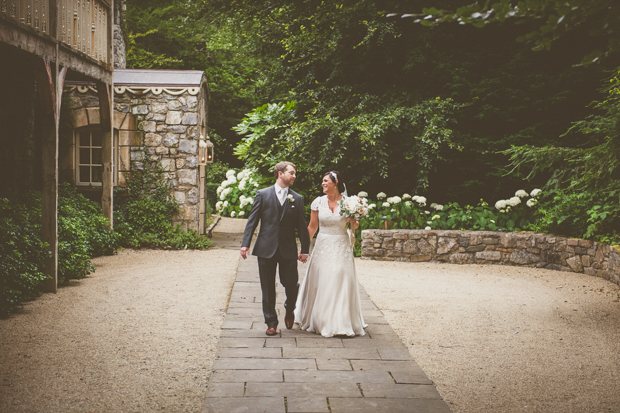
[275,183,288,205]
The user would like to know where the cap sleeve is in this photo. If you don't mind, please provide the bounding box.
[310,196,322,211]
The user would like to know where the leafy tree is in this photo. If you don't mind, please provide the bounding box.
[124,0,616,211]
[211,0,609,203]
[124,0,273,164]
[395,0,620,65]
[504,69,620,243]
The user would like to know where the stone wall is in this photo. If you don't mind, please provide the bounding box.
[113,0,127,69]
[361,230,620,286]
[63,85,207,232]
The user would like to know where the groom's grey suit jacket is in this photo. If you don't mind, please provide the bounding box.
[241,186,310,260]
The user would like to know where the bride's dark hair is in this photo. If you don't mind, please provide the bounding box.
[323,170,345,194]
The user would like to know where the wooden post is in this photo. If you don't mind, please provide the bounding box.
[199,164,206,234]
[35,59,61,293]
[97,81,113,228]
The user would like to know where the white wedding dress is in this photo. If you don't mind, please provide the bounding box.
[294,195,367,337]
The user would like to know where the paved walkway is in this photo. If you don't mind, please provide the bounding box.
[203,217,452,412]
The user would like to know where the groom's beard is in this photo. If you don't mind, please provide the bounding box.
[282,176,295,187]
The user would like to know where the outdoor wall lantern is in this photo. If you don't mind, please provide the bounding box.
[198,136,214,165]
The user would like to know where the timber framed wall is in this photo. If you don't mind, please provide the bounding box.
[0,0,115,292]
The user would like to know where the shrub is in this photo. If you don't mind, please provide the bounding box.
[114,150,212,250]
[215,168,265,218]
[0,192,50,316]
[57,184,119,282]
[530,188,620,245]
[1,186,118,315]
[360,189,536,233]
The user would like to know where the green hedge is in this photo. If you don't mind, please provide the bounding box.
[58,184,118,282]
[1,186,118,316]
[0,192,50,316]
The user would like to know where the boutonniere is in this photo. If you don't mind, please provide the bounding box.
[287,194,294,203]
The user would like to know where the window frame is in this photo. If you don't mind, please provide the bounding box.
[74,126,118,187]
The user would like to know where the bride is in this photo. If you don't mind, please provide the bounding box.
[294,171,367,337]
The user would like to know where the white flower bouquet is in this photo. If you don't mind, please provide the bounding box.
[339,195,369,228]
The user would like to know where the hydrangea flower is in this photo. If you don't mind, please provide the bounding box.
[382,202,390,208]
[215,201,223,211]
[405,201,413,206]
[230,211,236,217]
[226,170,236,178]
[239,211,245,217]
[402,193,412,199]
[507,196,521,206]
[495,200,507,210]
[530,188,542,197]
[388,196,402,204]
[425,226,431,230]
[425,211,430,214]
[368,204,376,209]
[526,198,537,207]
[432,215,440,220]
[433,204,444,211]
[357,191,368,198]
[515,189,529,198]
[377,192,387,200]
[220,188,231,201]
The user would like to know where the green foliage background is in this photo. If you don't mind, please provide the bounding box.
[124,0,619,243]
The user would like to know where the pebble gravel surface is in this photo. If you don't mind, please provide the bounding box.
[357,259,620,413]
[0,249,238,413]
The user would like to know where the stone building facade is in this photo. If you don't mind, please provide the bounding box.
[62,69,210,233]
[361,230,620,287]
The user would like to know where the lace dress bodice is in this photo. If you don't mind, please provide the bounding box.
[310,196,353,260]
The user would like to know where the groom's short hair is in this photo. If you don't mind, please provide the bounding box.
[274,161,296,178]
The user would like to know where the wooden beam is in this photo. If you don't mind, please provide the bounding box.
[0,20,113,84]
[35,58,59,293]
[97,81,113,228]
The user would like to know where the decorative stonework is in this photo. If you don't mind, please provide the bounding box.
[361,230,620,286]
[66,85,201,96]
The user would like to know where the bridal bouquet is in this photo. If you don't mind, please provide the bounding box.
[339,195,369,229]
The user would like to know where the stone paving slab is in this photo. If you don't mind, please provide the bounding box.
[245,382,362,398]
[202,254,451,413]
[329,398,452,413]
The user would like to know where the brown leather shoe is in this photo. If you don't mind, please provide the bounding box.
[266,326,277,336]
[285,311,295,330]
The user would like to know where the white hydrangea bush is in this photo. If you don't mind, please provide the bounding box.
[357,188,543,232]
[215,169,260,218]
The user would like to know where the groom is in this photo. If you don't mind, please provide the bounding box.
[240,161,311,336]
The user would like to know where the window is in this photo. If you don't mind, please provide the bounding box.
[75,127,118,186]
